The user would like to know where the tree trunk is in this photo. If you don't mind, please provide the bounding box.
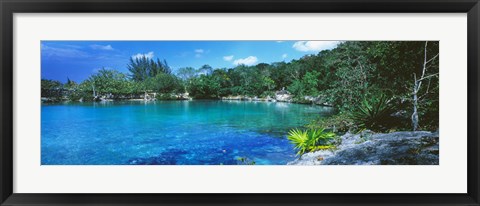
[92,85,96,98]
[411,41,438,131]
[412,80,419,131]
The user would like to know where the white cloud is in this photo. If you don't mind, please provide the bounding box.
[41,44,89,58]
[90,44,114,51]
[194,49,205,58]
[233,56,258,66]
[282,53,288,59]
[292,41,340,52]
[223,55,234,61]
[276,41,284,43]
[132,51,154,59]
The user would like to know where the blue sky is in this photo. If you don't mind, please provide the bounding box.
[41,41,340,83]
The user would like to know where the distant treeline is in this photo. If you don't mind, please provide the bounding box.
[42,41,439,130]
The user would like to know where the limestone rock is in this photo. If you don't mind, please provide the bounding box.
[275,90,292,102]
[288,131,439,165]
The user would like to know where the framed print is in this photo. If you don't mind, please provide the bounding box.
[1,0,479,205]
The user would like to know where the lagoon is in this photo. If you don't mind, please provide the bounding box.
[41,100,334,165]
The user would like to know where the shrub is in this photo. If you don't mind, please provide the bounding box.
[351,94,395,132]
[307,112,354,133]
[287,128,336,156]
[260,91,275,98]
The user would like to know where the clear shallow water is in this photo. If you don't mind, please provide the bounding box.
[41,100,334,165]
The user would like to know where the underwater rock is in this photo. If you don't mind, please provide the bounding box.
[288,130,439,165]
[127,149,189,165]
[127,156,177,165]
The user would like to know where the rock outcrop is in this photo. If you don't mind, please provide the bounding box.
[275,90,292,102]
[288,130,439,165]
[222,96,271,101]
[303,95,332,106]
[221,90,294,102]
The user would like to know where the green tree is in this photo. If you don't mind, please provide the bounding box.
[262,76,275,92]
[127,57,171,82]
[188,75,221,99]
[301,71,320,96]
[146,73,184,94]
[64,78,77,89]
[198,64,213,76]
[176,67,196,81]
[41,79,63,99]
[88,68,131,98]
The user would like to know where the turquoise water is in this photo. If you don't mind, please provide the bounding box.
[41,100,334,165]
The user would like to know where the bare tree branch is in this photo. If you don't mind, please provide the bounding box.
[425,53,439,64]
[417,73,439,82]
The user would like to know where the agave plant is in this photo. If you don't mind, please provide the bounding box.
[351,94,395,132]
[287,128,336,156]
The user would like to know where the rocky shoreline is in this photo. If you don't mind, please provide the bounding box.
[221,90,333,106]
[42,89,334,106]
[288,130,439,165]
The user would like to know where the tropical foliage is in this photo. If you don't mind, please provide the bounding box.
[41,41,439,131]
[351,94,396,132]
[127,57,171,82]
[41,79,63,100]
[287,128,336,156]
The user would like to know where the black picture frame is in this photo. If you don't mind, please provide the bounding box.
[1,0,479,205]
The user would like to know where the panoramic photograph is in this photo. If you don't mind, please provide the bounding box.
[41,40,439,165]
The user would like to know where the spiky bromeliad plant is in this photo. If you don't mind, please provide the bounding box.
[351,94,395,132]
[287,128,336,156]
